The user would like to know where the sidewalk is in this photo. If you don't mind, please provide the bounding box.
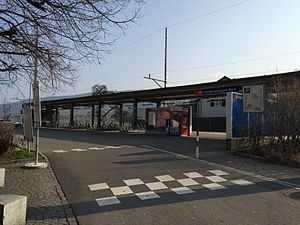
[0,159,77,225]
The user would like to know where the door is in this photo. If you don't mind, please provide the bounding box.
[180,110,189,136]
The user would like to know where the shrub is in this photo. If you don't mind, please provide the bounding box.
[0,123,15,155]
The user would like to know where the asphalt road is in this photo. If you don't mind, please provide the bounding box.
[23,129,300,225]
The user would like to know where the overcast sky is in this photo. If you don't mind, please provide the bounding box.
[2,0,300,102]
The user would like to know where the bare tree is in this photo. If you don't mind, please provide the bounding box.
[92,84,109,96]
[0,0,143,91]
[263,75,300,154]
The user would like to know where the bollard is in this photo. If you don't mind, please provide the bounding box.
[196,129,200,159]
[0,168,4,187]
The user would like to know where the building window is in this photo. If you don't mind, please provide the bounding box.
[222,99,226,107]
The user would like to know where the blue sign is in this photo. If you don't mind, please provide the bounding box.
[203,86,241,95]
[232,93,248,138]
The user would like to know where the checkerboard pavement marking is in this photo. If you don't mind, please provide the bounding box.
[89,170,256,207]
[52,145,133,153]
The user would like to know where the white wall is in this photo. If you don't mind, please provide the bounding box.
[197,97,226,118]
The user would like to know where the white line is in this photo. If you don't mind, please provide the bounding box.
[141,145,190,159]
[141,145,300,189]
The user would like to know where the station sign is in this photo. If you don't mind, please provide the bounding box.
[243,85,264,112]
[194,86,241,97]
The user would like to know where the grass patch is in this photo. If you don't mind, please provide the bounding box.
[0,148,35,164]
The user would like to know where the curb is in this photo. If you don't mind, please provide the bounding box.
[233,151,300,168]
[39,152,79,225]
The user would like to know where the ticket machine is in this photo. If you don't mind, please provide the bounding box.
[146,107,190,136]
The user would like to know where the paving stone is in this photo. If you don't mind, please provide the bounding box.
[0,161,77,225]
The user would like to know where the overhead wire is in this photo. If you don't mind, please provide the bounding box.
[103,0,254,87]
[109,0,253,56]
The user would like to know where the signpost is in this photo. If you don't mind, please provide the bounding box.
[23,104,33,144]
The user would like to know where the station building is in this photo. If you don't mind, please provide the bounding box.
[40,71,300,136]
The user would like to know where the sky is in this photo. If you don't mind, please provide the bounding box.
[2,0,300,102]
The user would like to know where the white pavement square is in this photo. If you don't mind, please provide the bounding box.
[155,175,175,182]
[136,191,160,200]
[123,178,144,186]
[171,187,195,195]
[89,169,258,207]
[231,179,254,186]
[209,170,229,176]
[202,183,226,190]
[111,186,133,196]
[177,178,199,186]
[184,172,203,178]
[206,176,227,183]
[96,196,121,207]
[145,182,168,191]
[88,183,109,191]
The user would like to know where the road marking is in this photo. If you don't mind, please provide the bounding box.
[203,183,226,190]
[177,178,199,186]
[184,172,203,178]
[146,182,168,191]
[206,176,227,183]
[141,145,300,189]
[53,145,133,153]
[136,191,160,200]
[89,147,104,150]
[89,170,256,207]
[96,196,121,206]
[71,148,87,152]
[231,179,254,186]
[111,186,133,196]
[123,178,144,186]
[88,183,109,191]
[171,187,195,195]
[53,150,67,153]
[209,170,229,176]
[155,175,175,182]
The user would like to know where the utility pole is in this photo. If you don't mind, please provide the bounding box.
[144,27,168,89]
[164,27,168,88]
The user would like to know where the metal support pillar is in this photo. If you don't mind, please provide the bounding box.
[119,104,123,131]
[132,99,138,130]
[55,108,59,128]
[91,105,95,129]
[97,102,102,129]
[70,104,74,128]
[49,106,53,125]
